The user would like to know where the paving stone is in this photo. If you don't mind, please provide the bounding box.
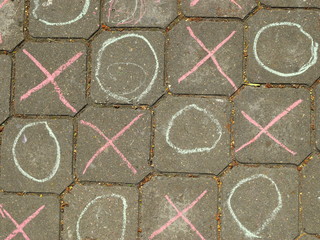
[0,55,11,124]
[262,0,320,7]
[91,30,165,105]
[102,0,177,28]
[234,87,311,165]
[76,106,151,183]
[140,176,218,240]
[167,20,243,96]
[0,193,60,240]
[181,0,257,19]
[29,0,100,38]
[62,184,139,240]
[0,118,73,194]
[246,9,320,85]
[221,166,299,240]
[0,0,24,51]
[301,154,320,234]
[15,42,87,116]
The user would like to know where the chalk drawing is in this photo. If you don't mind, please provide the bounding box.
[0,204,45,240]
[12,122,60,183]
[179,26,238,91]
[32,0,90,26]
[253,22,318,77]
[95,33,159,103]
[76,194,127,240]
[0,33,2,44]
[235,99,302,155]
[0,0,9,9]
[42,0,53,7]
[165,104,222,154]
[149,190,207,240]
[190,0,242,9]
[227,174,282,238]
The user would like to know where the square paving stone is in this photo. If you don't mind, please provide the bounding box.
[167,20,243,96]
[29,0,100,38]
[301,154,320,234]
[62,184,139,240]
[0,54,11,124]
[91,30,165,105]
[221,166,299,240]
[246,9,320,85]
[181,0,257,19]
[0,0,24,51]
[76,106,151,183]
[140,176,218,240]
[0,118,73,194]
[262,0,320,7]
[0,193,60,240]
[234,87,311,165]
[103,0,177,28]
[153,96,231,174]
[15,42,87,116]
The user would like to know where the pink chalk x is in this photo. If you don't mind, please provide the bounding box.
[190,0,242,9]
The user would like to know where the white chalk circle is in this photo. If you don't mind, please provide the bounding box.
[227,174,283,239]
[253,22,318,77]
[165,104,222,154]
[108,0,139,25]
[95,33,159,103]
[32,0,90,26]
[12,121,61,183]
[76,194,127,240]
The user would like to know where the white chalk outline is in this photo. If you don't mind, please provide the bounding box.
[165,104,222,154]
[12,121,61,183]
[32,0,90,26]
[95,33,159,103]
[76,194,127,240]
[253,22,318,77]
[108,0,139,24]
[227,174,283,239]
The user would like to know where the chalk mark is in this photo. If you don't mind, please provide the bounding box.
[190,0,242,9]
[0,0,9,9]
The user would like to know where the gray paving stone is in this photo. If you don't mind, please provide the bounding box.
[167,20,243,96]
[262,0,320,7]
[181,0,257,19]
[0,118,73,194]
[153,96,231,174]
[29,0,100,38]
[76,106,151,183]
[302,154,320,234]
[62,184,139,240]
[234,87,311,165]
[0,193,60,240]
[91,30,165,105]
[15,42,87,116]
[0,55,11,124]
[103,0,177,28]
[247,9,320,85]
[0,0,24,51]
[140,176,218,240]
[221,166,299,240]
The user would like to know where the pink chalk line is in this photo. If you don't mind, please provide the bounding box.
[179,26,238,91]
[190,0,242,9]
[149,190,207,240]
[0,204,45,240]
[0,0,10,9]
[0,33,3,44]
[235,99,303,155]
[20,49,83,113]
[80,114,144,175]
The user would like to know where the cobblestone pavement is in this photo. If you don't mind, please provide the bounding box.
[1,1,320,239]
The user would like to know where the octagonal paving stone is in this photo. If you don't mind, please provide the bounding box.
[262,0,320,7]
[221,165,299,240]
[153,95,231,174]
[167,20,244,96]
[61,184,139,240]
[29,0,100,38]
[0,54,11,124]
[0,118,73,194]
[102,0,178,28]
[0,0,24,51]
[246,9,320,85]
[91,30,165,105]
[14,42,87,116]
[76,106,151,183]
[234,86,311,165]
[181,0,257,19]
